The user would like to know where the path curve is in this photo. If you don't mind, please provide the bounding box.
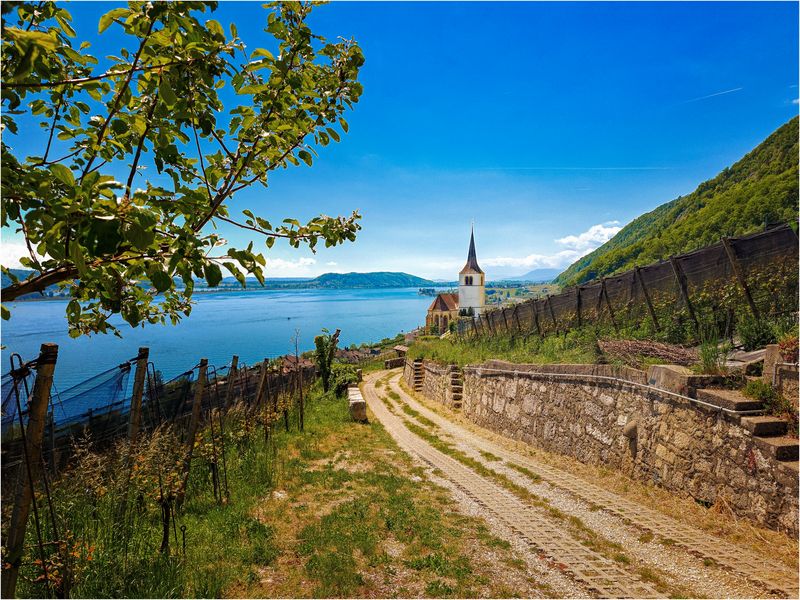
[385,370,798,598]
[363,371,663,599]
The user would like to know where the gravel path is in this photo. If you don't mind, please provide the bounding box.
[363,372,664,599]
[380,369,796,598]
[389,373,798,598]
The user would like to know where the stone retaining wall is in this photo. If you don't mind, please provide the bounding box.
[407,358,798,535]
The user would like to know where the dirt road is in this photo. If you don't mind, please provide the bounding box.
[362,369,798,599]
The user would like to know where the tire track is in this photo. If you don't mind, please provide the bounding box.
[363,373,664,599]
[387,371,799,598]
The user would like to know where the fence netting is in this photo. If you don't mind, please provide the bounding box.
[459,224,799,338]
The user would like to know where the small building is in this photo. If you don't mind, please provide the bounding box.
[425,228,486,334]
[426,292,458,334]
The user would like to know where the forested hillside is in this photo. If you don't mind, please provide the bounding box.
[556,117,799,285]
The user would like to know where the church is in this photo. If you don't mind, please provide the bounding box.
[426,228,486,334]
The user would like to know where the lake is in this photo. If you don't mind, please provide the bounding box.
[1,288,431,390]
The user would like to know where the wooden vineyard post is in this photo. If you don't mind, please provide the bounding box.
[223,355,239,409]
[576,287,583,328]
[513,303,522,332]
[127,347,150,446]
[2,343,58,600]
[294,336,304,432]
[470,318,477,337]
[532,300,542,336]
[254,359,269,409]
[501,308,510,333]
[668,258,698,332]
[601,278,619,333]
[177,358,207,506]
[634,267,660,332]
[486,312,496,336]
[546,297,558,333]
[722,237,760,319]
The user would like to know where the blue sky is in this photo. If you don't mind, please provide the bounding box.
[3,1,798,280]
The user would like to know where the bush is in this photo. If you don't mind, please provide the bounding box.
[330,363,358,397]
[737,315,777,351]
[778,333,799,364]
[742,379,778,404]
[743,380,797,434]
[696,324,730,375]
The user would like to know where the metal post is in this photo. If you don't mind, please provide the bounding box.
[2,343,58,599]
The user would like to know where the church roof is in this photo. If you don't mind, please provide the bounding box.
[428,292,458,313]
[459,228,484,275]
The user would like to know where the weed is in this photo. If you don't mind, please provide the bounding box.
[479,450,501,462]
[638,532,655,543]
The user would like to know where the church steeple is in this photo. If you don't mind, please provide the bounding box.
[460,226,484,275]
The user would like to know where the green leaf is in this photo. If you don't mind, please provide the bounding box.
[50,163,75,186]
[98,8,129,33]
[69,242,88,276]
[1,304,9,320]
[204,262,223,287]
[298,150,313,166]
[147,266,172,293]
[159,79,177,108]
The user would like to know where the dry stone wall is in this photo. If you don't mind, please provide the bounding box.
[406,358,798,535]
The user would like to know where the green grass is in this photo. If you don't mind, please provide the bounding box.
[479,450,501,462]
[407,329,601,367]
[20,379,547,598]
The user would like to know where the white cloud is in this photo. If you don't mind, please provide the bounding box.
[0,242,35,269]
[555,221,621,251]
[325,261,338,266]
[263,257,317,276]
[476,221,622,274]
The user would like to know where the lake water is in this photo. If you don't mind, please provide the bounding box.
[1,288,431,389]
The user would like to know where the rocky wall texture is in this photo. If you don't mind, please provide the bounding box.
[408,358,798,535]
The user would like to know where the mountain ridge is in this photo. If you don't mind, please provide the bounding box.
[556,117,799,286]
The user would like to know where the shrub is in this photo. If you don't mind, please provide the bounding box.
[742,379,778,404]
[737,315,777,351]
[330,363,358,397]
[778,333,799,364]
[696,324,730,375]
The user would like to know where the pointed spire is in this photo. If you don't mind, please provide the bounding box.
[460,225,484,275]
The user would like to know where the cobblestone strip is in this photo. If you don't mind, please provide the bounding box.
[388,373,799,598]
[363,374,663,599]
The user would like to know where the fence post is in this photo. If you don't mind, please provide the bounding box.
[127,347,149,445]
[2,343,58,600]
[532,300,542,336]
[501,307,510,333]
[634,267,660,332]
[546,296,557,332]
[601,278,619,333]
[576,287,582,328]
[513,303,522,331]
[721,237,760,319]
[668,258,698,332]
[224,355,239,409]
[177,358,207,506]
[254,358,269,408]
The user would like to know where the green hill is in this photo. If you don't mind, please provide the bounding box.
[307,272,434,289]
[556,117,799,286]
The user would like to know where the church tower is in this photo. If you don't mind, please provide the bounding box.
[458,227,485,316]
